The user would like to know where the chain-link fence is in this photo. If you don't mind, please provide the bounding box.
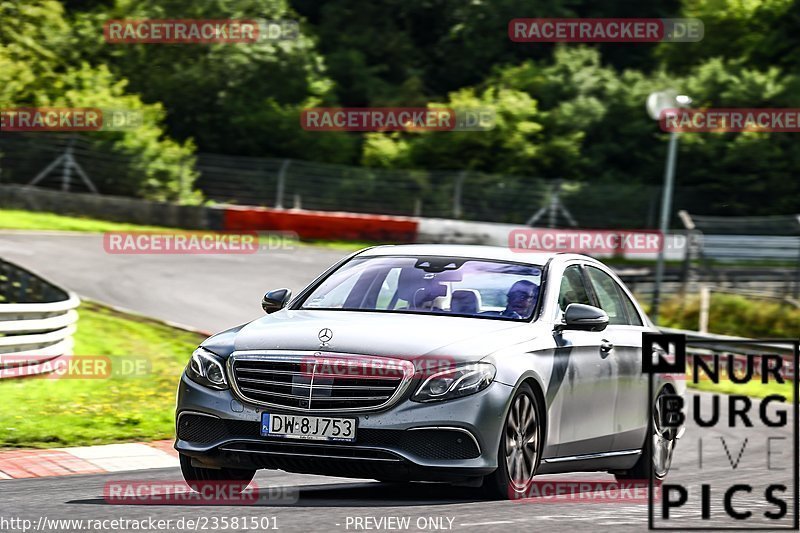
[0,133,195,200]
[0,132,720,229]
[196,153,566,222]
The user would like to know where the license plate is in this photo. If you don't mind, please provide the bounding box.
[261,413,356,442]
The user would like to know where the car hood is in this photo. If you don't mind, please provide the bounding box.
[202,309,538,362]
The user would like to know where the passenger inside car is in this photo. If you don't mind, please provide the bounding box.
[450,289,482,314]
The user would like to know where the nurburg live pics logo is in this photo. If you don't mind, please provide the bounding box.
[643,332,799,530]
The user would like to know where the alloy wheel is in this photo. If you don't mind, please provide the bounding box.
[505,393,539,491]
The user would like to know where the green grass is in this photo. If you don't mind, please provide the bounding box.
[688,379,794,402]
[0,301,205,449]
[0,209,374,252]
[0,209,171,233]
[300,239,380,251]
[660,292,800,338]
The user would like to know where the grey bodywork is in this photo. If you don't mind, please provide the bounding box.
[176,245,684,479]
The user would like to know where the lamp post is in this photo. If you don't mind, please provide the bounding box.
[646,90,691,325]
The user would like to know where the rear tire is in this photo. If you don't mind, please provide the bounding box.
[616,388,677,482]
[179,453,256,493]
[482,383,542,500]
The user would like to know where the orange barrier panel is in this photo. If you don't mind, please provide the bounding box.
[222,206,419,242]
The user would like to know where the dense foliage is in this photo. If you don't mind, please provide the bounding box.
[2,0,799,215]
[0,1,198,202]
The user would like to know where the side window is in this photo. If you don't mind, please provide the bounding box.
[558,265,592,312]
[585,267,638,326]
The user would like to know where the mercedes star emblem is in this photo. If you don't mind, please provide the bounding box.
[318,328,333,345]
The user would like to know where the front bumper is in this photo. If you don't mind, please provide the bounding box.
[175,373,512,481]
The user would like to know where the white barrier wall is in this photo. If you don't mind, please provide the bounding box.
[0,260,80,378]
[416,218,689,261]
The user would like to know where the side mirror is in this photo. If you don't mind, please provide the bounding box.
[262,288,292,314]
[557,303,609,332]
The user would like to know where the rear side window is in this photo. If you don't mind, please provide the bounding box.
[586,267,642,326]
[619,291,644,326]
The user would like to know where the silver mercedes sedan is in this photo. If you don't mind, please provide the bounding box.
[175,244,684,499]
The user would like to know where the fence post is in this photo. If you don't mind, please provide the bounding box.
[177,158,186,204]
[699,285,710,333]
[60,137,75,192]
[275,159,291,209]
[547,182,559,228]
[453,171,466,218]
[678,211,697,295]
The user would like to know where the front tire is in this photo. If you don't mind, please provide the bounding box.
[483,383,542,499]
[179,453,256,493]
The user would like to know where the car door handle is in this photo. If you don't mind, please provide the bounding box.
[600,340,614,353]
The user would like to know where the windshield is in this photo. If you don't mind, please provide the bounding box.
[300,256,543,321]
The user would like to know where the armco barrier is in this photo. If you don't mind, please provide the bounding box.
[417,218,689,260]
[0,185,417,241]
[222,205,419,242]
[659,327,796,381]
[0,259,80,379]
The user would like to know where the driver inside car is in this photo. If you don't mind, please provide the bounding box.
[501,280,539,319]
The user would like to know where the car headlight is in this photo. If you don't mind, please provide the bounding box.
[186,347,228,390]
[412,362,495,402]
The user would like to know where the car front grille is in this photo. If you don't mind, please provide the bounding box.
[228,353,414,412]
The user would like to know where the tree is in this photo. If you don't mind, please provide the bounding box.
[0,0,198,201]
[67,0,358,161]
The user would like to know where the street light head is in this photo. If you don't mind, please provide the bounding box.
[646,90,692,120]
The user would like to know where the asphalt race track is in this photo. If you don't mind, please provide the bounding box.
[1,232,796,532]
[0,232,350,333]
[2,393,794,532]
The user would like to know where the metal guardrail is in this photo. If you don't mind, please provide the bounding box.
[618,265,800,299]
[659,327,797,381]
[0,259,80,378]
[701,235,800,261]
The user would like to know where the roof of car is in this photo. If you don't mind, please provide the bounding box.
[357,244,587,265]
